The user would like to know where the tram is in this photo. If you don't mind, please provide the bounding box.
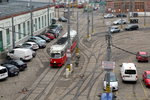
[50,30,77,67]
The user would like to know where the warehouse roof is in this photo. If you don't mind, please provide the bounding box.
[0,0,54,19]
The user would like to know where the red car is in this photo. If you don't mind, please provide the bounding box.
[136,51,149,62]
[143,71,150,87]
[44,33,55,40]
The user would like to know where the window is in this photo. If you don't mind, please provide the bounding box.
[42,16,44,28]
[23,22,26,36]
[38,17,41,29]
[0,31,3,51]
[125,70,136,74]
[27,21,30,35]
[18,24,21,39]
[45,15,47,26]
[35,18,37,31]
[6,28,10,45]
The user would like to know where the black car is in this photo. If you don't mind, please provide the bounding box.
[58,16,68,22]
[4,60,27,71]
[2,64,19,77]
[48,24,63,31]
[36,35,51,42]
[124,24,139,31]
[116,14,127,17]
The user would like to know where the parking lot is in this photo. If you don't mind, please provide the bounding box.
[0,8,150,100]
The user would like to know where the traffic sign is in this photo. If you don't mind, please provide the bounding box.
[102,61,115,70]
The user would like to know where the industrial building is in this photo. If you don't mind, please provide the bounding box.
[106,0,150,13]
[0,0,55,55]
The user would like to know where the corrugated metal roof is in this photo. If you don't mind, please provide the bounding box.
[0,0,54,18]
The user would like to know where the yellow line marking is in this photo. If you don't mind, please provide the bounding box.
[139,80,148,98]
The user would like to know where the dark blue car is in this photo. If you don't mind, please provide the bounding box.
[100,93,116,100]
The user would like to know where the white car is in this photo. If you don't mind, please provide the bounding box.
[110,26,120,33]
[104,14,114,18]
[113,19,127,25]
[103,72,118,91]
[7,48,33,61]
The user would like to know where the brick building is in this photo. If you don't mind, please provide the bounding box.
[106,0,150,13]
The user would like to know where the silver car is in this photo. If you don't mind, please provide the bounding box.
[104,14,114,18]
[113,19,127,25]
[110,26,120,33]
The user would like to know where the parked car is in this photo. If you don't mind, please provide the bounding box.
[36,35,51,42]
[124,24,139,31]
[58,16,68,22]
[116,14,127,17]
[0,66,8,80]
[7,48,33,61]
[27,39,46,48]
[28,36,46,43]
[110,26,120,33]
[28,36,46,48]
[113,19,127,25]
[44,33,55,40]
[103,72,118,91]
[48,24,63,30]
[136,51,149,62]
[3,59,27,71]
[143,71,150,87]
[21,42,39,51]
[120,63,138,82]
[104,14,114,18]
[1,64,19,77]
[46,28,60,38]
[77,3,84,8]
[15,43,33,50]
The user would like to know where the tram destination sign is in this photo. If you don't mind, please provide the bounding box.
[102,61,115,70]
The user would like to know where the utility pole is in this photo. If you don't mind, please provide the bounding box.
[105,23,112,93]
[144,3,146,26]
[12,16,15,49]
[91,8,94,34]
[66,0,71,70]
[76,11,79,56]
[87,4,90,41]
[30,0,33,36]
[120,0,123,29]
[47,0,50,26]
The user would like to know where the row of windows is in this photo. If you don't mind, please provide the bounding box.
[0,12,54,52]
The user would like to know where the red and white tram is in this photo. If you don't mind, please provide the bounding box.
[50,30,77,67]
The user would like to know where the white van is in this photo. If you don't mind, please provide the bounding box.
[0,66,8,80]
[120,63,138,82]
[7,48,33,61]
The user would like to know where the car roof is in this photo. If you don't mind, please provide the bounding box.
[138,52,148,55]
[145,71,150,74]
[100,93,113,100]
[122,63,136,69]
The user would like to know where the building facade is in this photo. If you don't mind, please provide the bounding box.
[106,0,150,13]
[0,6,55,52]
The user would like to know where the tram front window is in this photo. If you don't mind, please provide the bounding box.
[51,53,61,58]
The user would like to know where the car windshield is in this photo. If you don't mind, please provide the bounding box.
[51,53,61,58]
[105,73,117,82]
[147,74,150,79]
[125,70,136,74]
[14,60,24,65]
[0,68,7,74]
